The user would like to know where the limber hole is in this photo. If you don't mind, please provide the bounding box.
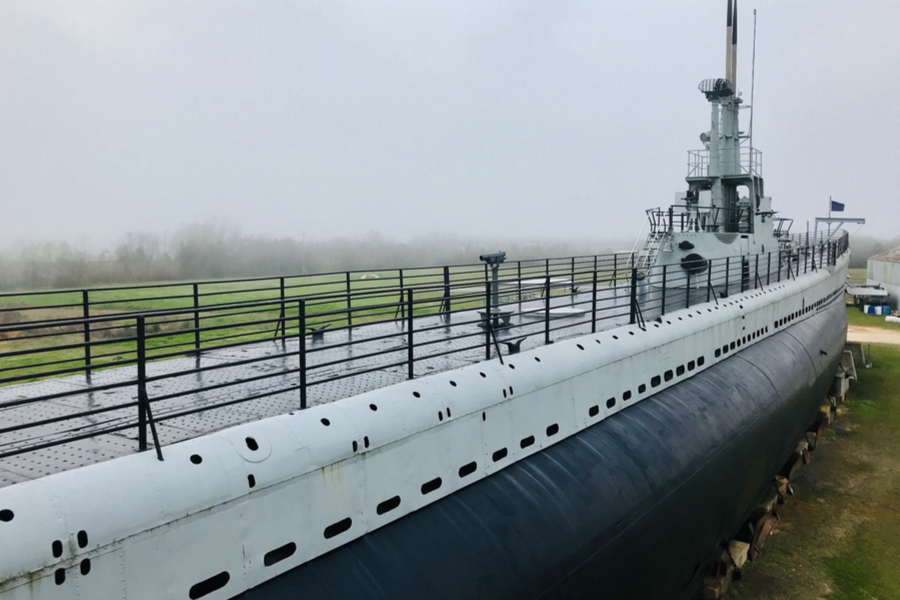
[459,462,477,477]
[606,397,616,409]
[54,569,65,585]
[324,518,352,539]
[189,571,230,599]
[589,405,600,417]
[80,559,91,576]
[377,496,401,515]
[364,436,370,449]
[421,477,442,495]
[77,530,88,549]
[352,441,358,452]
[664,370,674,382]
[623,391,632,401]
[248,474,256,488]
[245,437,259,451]
[0,509,13,522]
[638,384,646,394]
[320,418,331,426]
[698,356,705,366]
[651,375,661,388]
[520,436,535,449]
[264,542,297,567]
[676,365,685,376]
[546,424,559,437]
[190,454,203,465]
[492,448,508,462]
[52,540,63,558]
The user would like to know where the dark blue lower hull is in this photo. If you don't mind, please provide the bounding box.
[236,302,846,600]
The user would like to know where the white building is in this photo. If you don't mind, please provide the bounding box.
[867,247,900,311]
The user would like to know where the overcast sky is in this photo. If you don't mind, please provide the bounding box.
[1,0,897,250]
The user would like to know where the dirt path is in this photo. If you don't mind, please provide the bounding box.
[846,324,900,346]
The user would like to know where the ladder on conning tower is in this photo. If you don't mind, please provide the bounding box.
[635,230,667,272]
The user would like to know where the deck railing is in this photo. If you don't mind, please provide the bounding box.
[0,231,849,461]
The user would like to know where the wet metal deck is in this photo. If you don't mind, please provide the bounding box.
[1,285,681,488]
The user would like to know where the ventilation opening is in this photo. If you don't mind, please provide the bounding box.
[606,397,616,409]
[52,540,63,558]
[589,405,600,417]
[492,448,508,462]
[377,496,401,515]
[324,518,352,539]
[459,462,478,477]
[80,559,91,576]
[623,390,632,401]
[54,569,65,586]
[676,365,685,376]
[264,542,297,567]
[190,454,203,465]
[664,370,674,382]
[0,509,12,522]
[248,475,256,488]
[546,424,559,437]
[77,530,88,549]
[651,375,661,388]
[638,384,646,394]
[520,436,535,449]
[698,356,705,366]
[245,437,259,451]
[369,403,378,411]
[352,441,358,452]
[189,572,230,599]
[320,418,331,426]
[421,478,443,495]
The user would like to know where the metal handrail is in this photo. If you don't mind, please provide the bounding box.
[0,232,850,461]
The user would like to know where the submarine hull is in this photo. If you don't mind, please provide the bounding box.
[236,301,846,600]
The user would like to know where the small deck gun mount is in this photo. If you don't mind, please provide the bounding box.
[479,251,513,328]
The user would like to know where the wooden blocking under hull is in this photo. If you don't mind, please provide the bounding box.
[780,440,811,479]
[698,542,749,599]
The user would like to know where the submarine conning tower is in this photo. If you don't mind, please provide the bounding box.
[640,0,781,288]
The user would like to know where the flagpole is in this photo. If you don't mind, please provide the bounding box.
[828,195,832,238]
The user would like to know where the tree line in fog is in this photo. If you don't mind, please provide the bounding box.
[1,218,894,292]
[0,219,621,291]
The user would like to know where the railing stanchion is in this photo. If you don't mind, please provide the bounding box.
[279,277,286,344]
[767,252,771,286]
[517,261,523,310]
[686,269,691,309]
[136,315,163,460]
[192,283,201,351]
[137,316,147,451]
[591,269,598,333]
[485,281,492,359]
[441,266,451,316]
[630,268,638,324]
[298,300,307,409]
[724,257,730,297]
[661,265,667,316]
[707,260,713,303]
[82,290,91,380]
[544,276,551,345]
[345,272,353,327]
[407,289,414,379]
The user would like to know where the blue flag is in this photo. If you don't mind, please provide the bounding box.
[830,200,844,212]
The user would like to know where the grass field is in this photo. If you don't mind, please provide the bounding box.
[0,262,604,383]
[728,332,900,598]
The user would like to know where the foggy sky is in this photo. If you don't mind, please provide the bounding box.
[1,0,897,250]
